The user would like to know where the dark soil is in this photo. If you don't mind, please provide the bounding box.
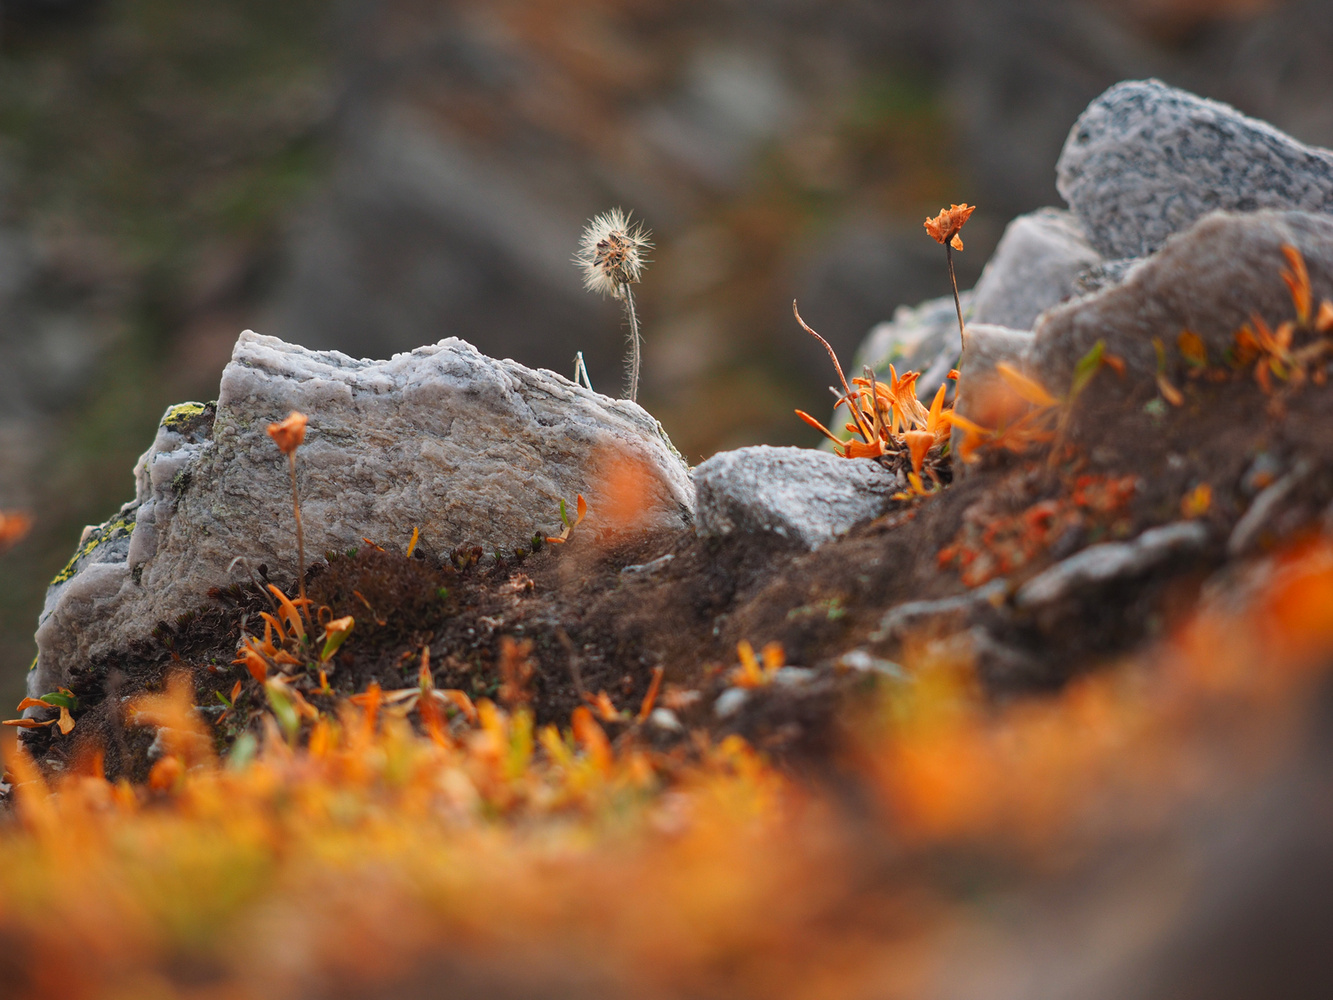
[22,368,1333,781]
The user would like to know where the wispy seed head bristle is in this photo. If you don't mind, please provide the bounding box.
[574,208,653,300]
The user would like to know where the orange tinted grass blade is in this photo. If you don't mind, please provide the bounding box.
[439,690,477,724]
[1317,301,1333,334]
[266,585,307,642]
[1281,244,1312,325]
[259,612,286,647]
[996,364,1059,408]
[796,409,845,447]
[637,666,665,722]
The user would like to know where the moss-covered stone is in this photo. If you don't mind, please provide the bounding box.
[50,510,137,587]
[161,401,217,438]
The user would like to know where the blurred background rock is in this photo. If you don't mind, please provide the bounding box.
[0,0,1329,705]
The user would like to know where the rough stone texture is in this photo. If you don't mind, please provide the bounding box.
[949,323,1036,470]
[692,445,902,551]
[30,331,694,698]
[1015,521,1211,610]
[969,209,1102,331]
[1032,210,1333,388]
[1057,79,1333,260]
[853,291,973,401]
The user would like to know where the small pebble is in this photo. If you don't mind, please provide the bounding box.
[649,708,682,732]
[714,688,749,719]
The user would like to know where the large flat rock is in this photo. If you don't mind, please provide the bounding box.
[30,331,694,697]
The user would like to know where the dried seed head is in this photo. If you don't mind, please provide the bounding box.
[574,208,653,300]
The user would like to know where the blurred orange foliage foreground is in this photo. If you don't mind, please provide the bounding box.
[5,540,1333,999]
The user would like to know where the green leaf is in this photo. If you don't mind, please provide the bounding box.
[320,621,353,663]
[265,683,300,744]
[558,497,570,528]
[37,689,78,712]
[215,690,233,709]
[1069,340,1105,401]
[227,733,258,771]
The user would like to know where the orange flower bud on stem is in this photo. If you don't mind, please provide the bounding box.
[924,204,976,353]
[267,411,311,631]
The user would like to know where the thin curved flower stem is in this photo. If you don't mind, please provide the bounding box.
[621,282,642,402]
[946,245,966,351]
[288,453,310,631]
[794,301,874,443]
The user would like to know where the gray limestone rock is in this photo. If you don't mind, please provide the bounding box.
[30,331,694,698]
[1032,210,1333,388]
[970,209,1102,330]
[853,291,973,403]
[1057,79,1333,260]
[950,323,1036,473]
[1015,521,1211,610]
[692,445,902,551]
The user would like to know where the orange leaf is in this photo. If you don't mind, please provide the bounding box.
[583,690,621,722]
[996,364,1059,408]
[1317,300,1333,335]
[845,438,886,460]
[437,689,477,724]
[926,383,948,435]
[574,494,587,527]
[637,665,665,722]
[233,647,269,684]
[1281,244,1312,325]
[1181,483,1212,519]
[1157,374,1185,407]
[571,706,612,773]
[266,585,307,642]
[904,430,935,475]
[796,408,843,447]
[734,640,765,688]
[1177,330,1207,367]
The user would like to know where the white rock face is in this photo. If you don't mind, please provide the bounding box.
[30,331,694,697]
[692,445,902,551]
[1057,79,1333,260]
[969,209,1101,330]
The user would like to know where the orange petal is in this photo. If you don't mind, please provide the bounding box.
[904,430,935,474]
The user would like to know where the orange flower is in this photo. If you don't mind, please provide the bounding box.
[924,204,976,251]
[267,411,308,455]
